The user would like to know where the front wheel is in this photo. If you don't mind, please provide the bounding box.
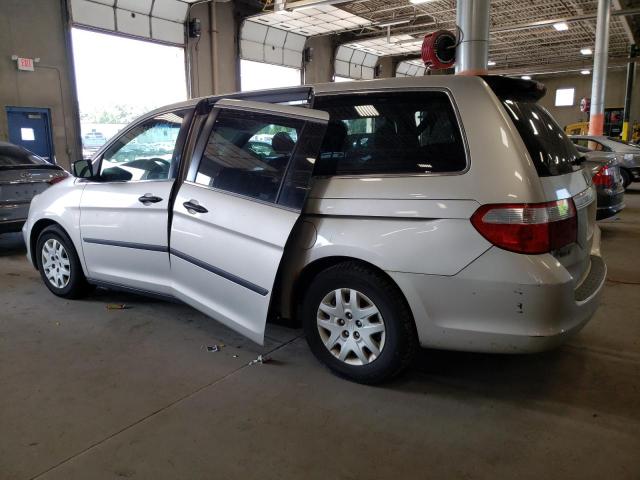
[302,262,418,384]
[36,225,92,299]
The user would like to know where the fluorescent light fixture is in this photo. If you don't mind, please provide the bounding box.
[487,60,496,66]
[354,105,380,117]
[377,19,411,27]
[553,22,569,31]
[580,47,593,55]
[409,0,435,3]
[521,75,532,80]
[581,69,590,75]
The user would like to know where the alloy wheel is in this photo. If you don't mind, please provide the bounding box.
[316,288,386,366]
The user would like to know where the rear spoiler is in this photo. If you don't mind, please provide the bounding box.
[481,75,546,102]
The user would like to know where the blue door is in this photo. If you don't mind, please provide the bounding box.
[6,107,55,163]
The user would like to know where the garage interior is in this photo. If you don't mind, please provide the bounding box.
[1,0,640,478]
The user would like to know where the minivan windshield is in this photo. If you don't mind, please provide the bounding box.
[501,100,580,177]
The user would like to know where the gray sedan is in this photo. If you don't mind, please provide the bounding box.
[575,144,625,220]
[0,142,67,234]
[570,135,640,189]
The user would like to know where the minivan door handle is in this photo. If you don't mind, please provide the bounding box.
[183,200,208,214]
[138,194,163,204]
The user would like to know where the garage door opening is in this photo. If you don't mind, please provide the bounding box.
[240,60,301,92]
[71,28,187,158]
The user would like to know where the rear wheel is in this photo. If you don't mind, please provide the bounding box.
[302,262,417,384]
[620,168,632,190]
[36,225,92,299]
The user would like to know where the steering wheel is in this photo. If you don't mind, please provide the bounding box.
[146,158,171,180]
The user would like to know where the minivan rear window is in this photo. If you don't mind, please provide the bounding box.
[502,100,579,177]
[312,91,467,176]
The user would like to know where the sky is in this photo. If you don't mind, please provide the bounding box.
[72,28,187,118]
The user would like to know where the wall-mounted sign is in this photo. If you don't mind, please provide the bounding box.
[16,57,34,71]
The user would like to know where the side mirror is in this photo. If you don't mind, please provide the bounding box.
[72,159,94,179]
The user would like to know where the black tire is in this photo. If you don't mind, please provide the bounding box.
[36,225,92,299]
[620,169,632,190]
[302,261,418,384]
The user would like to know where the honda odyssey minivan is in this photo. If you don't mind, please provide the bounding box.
[24,75,606,383]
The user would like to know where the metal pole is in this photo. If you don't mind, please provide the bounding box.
[588,0,611,136]
[622,45,637,141]
[455,0,490,75]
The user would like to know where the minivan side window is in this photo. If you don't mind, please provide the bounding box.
[313,91,467,175]
[194,109,303,204]
[100,109,189,182]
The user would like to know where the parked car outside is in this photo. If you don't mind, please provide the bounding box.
[24,76,605,383]
[569,134,640,189]
[574,144,625,220]
[0,141,67,234]
[82,130,107,159]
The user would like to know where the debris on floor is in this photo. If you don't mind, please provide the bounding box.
[106,304,130,310]
[206,345,221,353]
[249,354,271,366]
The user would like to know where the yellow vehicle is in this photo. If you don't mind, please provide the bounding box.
[564,107,640,143]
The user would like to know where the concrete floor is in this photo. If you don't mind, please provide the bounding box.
[1,190,639,480]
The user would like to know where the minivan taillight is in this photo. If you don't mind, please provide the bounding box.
[471,199,577,254]
[592,165,614,189]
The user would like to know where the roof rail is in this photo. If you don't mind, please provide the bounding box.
[205,86,314,107]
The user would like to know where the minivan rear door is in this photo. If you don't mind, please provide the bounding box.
[170,99,328,344]
[500,98,597,286]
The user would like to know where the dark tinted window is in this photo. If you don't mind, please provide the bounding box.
[502,100,579,176]
[0,145,47,166]
[313,92,466,175]
[278,122,326,210]
[195,109,303,203]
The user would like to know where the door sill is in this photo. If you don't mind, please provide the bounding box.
[87,279,183,304]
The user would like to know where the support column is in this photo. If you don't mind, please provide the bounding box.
[622,45,637,141]
[589,0,611,136]
[455,0,490,75]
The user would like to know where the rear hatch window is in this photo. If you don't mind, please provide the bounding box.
[482,76,580,177]
[501,100,580,177]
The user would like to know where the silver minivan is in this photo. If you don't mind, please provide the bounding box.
[24,76,606,383]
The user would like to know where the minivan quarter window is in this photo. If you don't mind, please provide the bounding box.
[99,109,188,182]
[194,109,303,204]
[313,91,467,176]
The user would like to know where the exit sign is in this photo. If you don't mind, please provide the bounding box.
[16,57,34,71]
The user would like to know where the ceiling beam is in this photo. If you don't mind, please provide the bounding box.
[491,6,640,33]
[612,0,636,44]
[491,56,636,76]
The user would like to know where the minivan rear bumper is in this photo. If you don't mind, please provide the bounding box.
[389,248,606,354]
